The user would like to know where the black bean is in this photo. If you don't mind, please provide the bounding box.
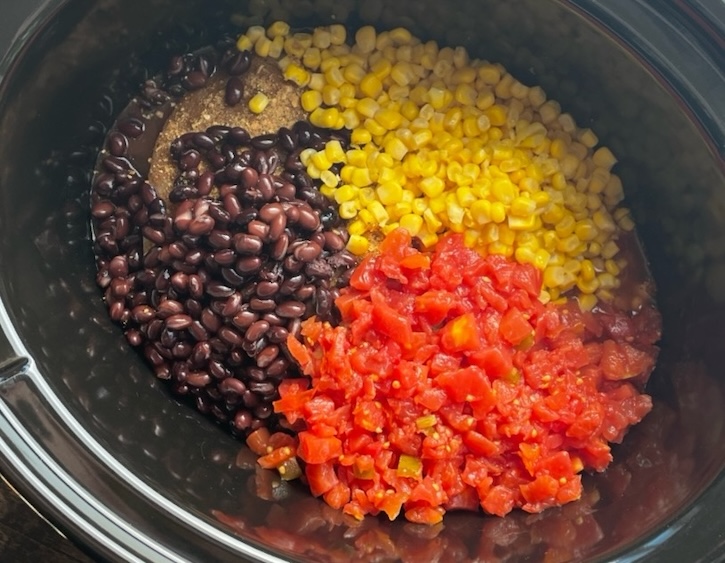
[297,207,320,231]
[236,256,262,275]
[276,301,306,318]
[266,357,289,378]
[294,241,322,262]
[213,249,236,266]
[251,134,277,150]
[250,298,276,312]
[238,166,258,189]
[227,50,252,75]
[268,326,288,344]
[256,281,279,298]
[256,345,279,368]
[180,150,201,171]
[229,127,251,146]
[183,70,207,90]
[188,215,215,236]
[206,281,234,298]
[108,132,129,156]
[218,326,244,347]
[247,220,269,240]
[117,117,145,138]
[233,233,263,255]
[208,230,232,249]
[245,320,270,342]
[225,76,244,106]
[187,372,211,387]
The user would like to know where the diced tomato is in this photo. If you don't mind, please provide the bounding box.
[404,506,445,525]
[285,335,314,375]
[499,308,533,346]
[371,293,413,348]
[463,430,499,456]
[278,229,660,524]
[440,313,481,353]
[306,461,339,497]
[600,340,655,381]
[468,346,513,379]
[257,445,297,469]
[297,432,343,464]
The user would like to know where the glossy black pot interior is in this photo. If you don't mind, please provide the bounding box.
[0,0,723,561]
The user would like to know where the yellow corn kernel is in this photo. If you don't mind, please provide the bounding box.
[418,230,439,248]
[390,201,413,220]
[359,74,383,98]
[367,200,389,225]
[363,118,387,137]
[267,21,290,38]
[334,184,357,203]
[478,63,501,85]
[578,294,598,312]
[310,151,332,171]
[343,63,366,84]
[303,48,322,70]
[484,105,507,127]
[455,187,476,208]
[580,259,596,281]
[423,208,443,232]
[236,34,253,52]
[269,35,285,58]
[602,240,619,260]
[380,222,400,235]
[420,176,445,198]
[254,36,272,57]
[544,265,575,289]
[412,198,428,215]
[320,170,338,188]
[491,201,507,223]
[358,187,376,207]
[312,27,331,49]
[399,213,424,236]
[470,199,492,224]
[383,137,409,161]
[325,140,346,163]
[605,259,621,276]
[375,108,403,131]
[575,220,598,242]
[309,107,341,129]
[350,167,373,188]
[358,208,375,225]
[300,90,323,112]
[347,234,370,255]
[326,23,345,45]
[307,73,325,92]
[339,201,359,219]
[348,219,366,236]
[248,93,270,114]
[355,26,377,53]
[508,215,537,231]
[351,128,372,146]
[489,242,513,256]
[534,248,551,270]
[245,26,266,42]
[592,146,617,169]
[356,98,380,119]
[376,182,404,206]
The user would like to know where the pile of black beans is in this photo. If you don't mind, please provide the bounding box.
[92,112,357,435]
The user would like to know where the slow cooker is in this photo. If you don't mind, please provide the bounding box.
[0,0,723,561]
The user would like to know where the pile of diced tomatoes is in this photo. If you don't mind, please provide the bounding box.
[254,228,660,524]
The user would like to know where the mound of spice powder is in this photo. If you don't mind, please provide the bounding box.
[275,228,660,524]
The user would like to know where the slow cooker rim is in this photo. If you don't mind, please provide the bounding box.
[0,1,723,562]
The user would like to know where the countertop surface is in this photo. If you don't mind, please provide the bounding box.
[0,476,93,562]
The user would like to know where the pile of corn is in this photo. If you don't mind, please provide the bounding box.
[236,23,635,308]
